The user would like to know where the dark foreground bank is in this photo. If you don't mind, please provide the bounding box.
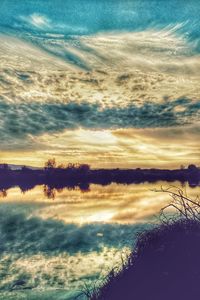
[91,218,200,300]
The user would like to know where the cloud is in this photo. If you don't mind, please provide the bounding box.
[1,124,200,169]
[0,34,77,72]
[0,30,199,168]
[39,126,200,169]
[0,32,199,109]
[23,26,200,74]
[0,247,129,293]
[19,13,88,36]
[0,203,144,292]
[0,204,148,255]
[21,13,51,29]
[0,98,199,149]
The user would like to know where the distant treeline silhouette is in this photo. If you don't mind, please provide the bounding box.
[0,160,199,199]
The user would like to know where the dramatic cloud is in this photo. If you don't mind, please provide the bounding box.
[0,0,199,296]
[0,203,141,293]
[34,126,200,168]
[0,98,199,147]
[1,30,200,104]
[0,204,148,254]
[24,26,200,74]
[0,17,199,169]
[0,248,128,294]
[0,125,199,169]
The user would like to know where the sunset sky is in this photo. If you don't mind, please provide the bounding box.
[0,0,199,168]
[0,2,200,297]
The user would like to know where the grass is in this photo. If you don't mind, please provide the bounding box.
[89,188,200,300]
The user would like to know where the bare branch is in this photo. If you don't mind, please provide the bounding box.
[155,186,200,223]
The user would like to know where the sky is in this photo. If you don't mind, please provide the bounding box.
[0,2,200,296]
[0,0,200,168]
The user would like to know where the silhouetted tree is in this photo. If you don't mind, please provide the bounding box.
[0,189,7,198]
[57,163,65,169]
[78,164,90,173]
[67,163,76,169]
[43,185,56,200]
[44,158,56,169]
[188,164,198,171]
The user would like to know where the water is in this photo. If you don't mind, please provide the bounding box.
[0,181,199,299]
[0,0,199,298]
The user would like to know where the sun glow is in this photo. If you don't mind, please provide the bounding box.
[0,125,199,169]
[85,211,115,223]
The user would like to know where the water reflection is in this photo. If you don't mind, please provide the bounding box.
[0,182,199,297]
[0,248,130,294]
[0,182,199,224]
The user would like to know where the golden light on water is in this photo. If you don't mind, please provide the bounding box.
[1,182,199,225]
[86,211,116,223]
[0,1,200,298]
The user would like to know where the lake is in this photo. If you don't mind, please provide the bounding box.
[0,181,199,299]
